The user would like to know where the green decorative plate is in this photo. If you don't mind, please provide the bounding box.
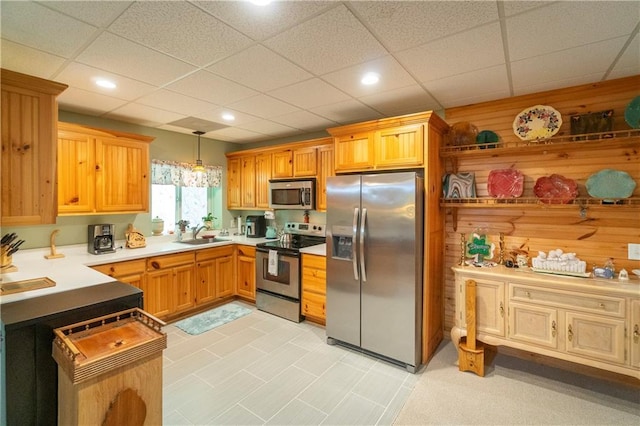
[624,96,640,129]
[585,169,636,200]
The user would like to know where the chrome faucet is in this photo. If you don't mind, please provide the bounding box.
[192,225,207,240]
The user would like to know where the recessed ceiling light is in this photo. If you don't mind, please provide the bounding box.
[361,72,380,86]
[250,0,272,6]
[222,113,235,121]
[95,79,116,89]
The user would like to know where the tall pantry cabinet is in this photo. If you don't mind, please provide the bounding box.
[0,69,67,226]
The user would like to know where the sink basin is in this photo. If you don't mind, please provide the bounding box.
[176,238,230,245]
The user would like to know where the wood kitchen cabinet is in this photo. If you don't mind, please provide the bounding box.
[146,252,195,319]
[226,157,241,209]
[91,259,147,292]
[452,266,639,379]
[631,300,640,369]
[328,112,445,173]
[241,155,256,208]
[255,153,272,208]
[0,69,67,226]
[195,245,235,305]
[316,144,334,212]
[57,122,153,215]
[293,147,317,177]
[272,150,293,178]
[236,245,256,301]
[301,254,326,324]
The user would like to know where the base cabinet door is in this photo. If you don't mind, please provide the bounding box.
[301,254,326,323]
[236,246,256,301]
[216,254,235,298]
[565,312,626,365]
[632,300,640,369]
[509,302,558,349]
[173,264,196,314]
[458,277,505,337]
[196,259,217,305]
[146,269,174,318]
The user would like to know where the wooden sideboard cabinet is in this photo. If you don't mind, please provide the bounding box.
[0,69,67,226]
[57,122,153,215]
[451,266,640,379]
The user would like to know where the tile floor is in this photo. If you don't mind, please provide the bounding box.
[162,302,418,425]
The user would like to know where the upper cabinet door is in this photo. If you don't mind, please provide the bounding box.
[226,157,241,209]
[1,69,67,226]
[375,124,424,168]
[272,150,293,178]
[293,147,317,177]
[255,153,272,208]
[95,137,149,213]
[334,132,374,172]
[58,131,95,214]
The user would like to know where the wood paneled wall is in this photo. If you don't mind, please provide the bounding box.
[442,75,640,331]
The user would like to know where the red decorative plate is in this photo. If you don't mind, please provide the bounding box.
[488,169,524,198]
[534,174,578,204]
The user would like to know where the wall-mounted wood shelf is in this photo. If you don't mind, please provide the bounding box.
[440,129,640,159]
[441,197,640,208]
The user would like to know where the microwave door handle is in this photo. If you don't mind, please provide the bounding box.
[300,188,305,206]
[352,207,359,281]
[359,207,367,283]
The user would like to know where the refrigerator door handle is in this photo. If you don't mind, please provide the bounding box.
[359,207,367,282]
[352,207,359,280]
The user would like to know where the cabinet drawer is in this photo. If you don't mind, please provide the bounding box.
[237,245,256,258]
[302,267,326,294]
[147,252,194,270]
[302,291,326,319]
[92,259,146,277]
[196,245,234,262]
[509,284,625,318]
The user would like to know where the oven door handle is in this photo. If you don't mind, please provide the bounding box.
[352,207,359,281]
[359,207,367,283]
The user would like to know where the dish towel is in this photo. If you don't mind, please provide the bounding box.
[268,250,279,275]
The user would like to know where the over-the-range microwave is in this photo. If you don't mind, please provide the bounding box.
[269,178,315,210]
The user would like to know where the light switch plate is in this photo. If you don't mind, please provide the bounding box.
[629,243,640,260]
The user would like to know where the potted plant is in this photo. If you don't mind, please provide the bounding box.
[202,213,216,230]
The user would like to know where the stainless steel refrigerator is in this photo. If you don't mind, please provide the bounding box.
[326,171,423,372]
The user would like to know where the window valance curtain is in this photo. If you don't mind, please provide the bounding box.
[151,159,222,188]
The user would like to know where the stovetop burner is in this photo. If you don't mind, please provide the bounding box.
[256,222,325,256]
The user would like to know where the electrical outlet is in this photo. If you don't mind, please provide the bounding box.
[629,243,640,260]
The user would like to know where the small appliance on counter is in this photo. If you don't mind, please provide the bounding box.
[88,224,116,254]
[245,215,266,238]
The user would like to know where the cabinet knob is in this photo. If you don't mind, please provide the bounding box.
[551,320,557,338]
[151,261,160,269]
[598,302,605,309]
[568,324,573,342]
[499,302,504,317]
[525,291,531,298]
[634,324,639,343]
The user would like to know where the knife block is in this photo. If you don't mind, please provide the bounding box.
[0,247,17,273]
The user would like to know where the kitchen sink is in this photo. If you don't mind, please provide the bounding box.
[176,238,230,245]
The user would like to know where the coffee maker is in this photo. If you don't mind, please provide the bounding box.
[88,224,116,254]
[245,216,266,238]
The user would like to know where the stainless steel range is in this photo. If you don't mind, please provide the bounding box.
[255,222,325,322]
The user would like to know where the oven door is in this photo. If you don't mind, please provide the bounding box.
[256,249,300,300]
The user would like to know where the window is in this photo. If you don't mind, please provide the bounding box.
[150,159,222,233]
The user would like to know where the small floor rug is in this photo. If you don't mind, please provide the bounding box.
[173,303,252,335]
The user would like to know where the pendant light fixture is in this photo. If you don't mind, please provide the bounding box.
[192,130,206,173]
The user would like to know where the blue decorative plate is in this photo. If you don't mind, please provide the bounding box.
[624,96,640,129]
[585,169,636,200]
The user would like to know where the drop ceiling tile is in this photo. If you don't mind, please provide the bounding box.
[229,94,300,119]
[310,99,383,124]
[511,37,627,93]
[270,110,337,131]
[108,1,252,66]
[207,45,312,92]
[358,84,440,117]
[507,1,640,62]
[350,1,499,52]
[76,32,196,86]
[238,119,299,137]
[265,4,387,75]
[166,70,257,105]
[269,78,351,109]
[42,1,132,27]
[194,108,260,127]
[608,35,640,80]
[194,0,333,41]
[207,127,267,143]
[321,55,418,98]
[425,65,511,108]
[1,1,98,57]
[501,1,553,17]
[397,23,505,83]
[105,103,186,128]
[0,40,66,79]
[58,87,128,116]
[56,62,157,101]
[136,90,218,117]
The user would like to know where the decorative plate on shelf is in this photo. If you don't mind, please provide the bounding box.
[488,169,524,198]
[586,169,636,200]
[442,172,476,198]
[533,174,578,204]
[624,96,640,129]
[513,105,563,141]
